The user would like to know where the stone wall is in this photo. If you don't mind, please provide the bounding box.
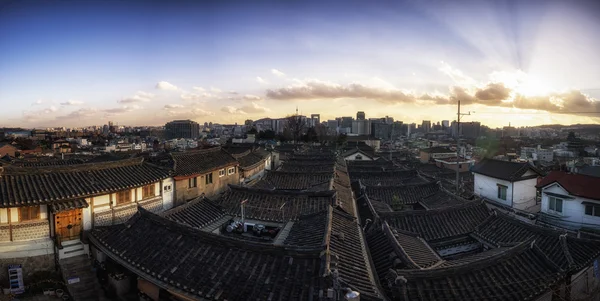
[94,197,164,226]
[0,220,50,242]
[0,254,55,283]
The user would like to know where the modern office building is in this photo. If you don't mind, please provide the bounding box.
[165,120,200,139]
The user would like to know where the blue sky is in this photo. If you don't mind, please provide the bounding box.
[1,0,600,128]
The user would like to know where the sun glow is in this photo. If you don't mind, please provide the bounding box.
[490,70,554,98]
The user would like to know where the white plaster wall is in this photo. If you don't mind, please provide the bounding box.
[162,178,175,210]
[40,205,48,219]
[0,208,7,223]
[83,201,92,230]
[11,208,19,222]
[0,238,54,259]
[345,152,373,161]
[474,173,513,207]
[512,178,538,211]
[541,184,600,228]
[154,182,160,197]
[93,194,111,212]
[136,187,143,201]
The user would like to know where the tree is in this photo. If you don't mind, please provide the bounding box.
[305,127,318,143]
[284,115,307,143]
[257,129,276,140]
[247,127,258,135]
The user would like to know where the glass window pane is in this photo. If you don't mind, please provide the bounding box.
[549,197,555,210]
[586,205,593,215]
[594,206,600,217]
[556,199,563,213]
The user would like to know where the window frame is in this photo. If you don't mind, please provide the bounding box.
[188,177,197,188]
[584,204,600,217]
[218,169,225,177]
[142,184,155,199]
[548,196,563,214]
[19,206,40,222]
[497,184,508,201]
[227,167,235,175]
[205,173,213,185]
[115,190,131,206]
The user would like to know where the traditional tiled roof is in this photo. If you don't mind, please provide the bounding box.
[387,240,565,301]
[50,199,89,213]
[279,162,335,173]
[382,222,442,269]
[381,202,490,241]
[261,170,333,190]
[419,147,454,154]
[435,246,512,268]
[90,208,328,301]
[365,182,439,205]
[474,211,600,271]
[471,158,544,181]
[162,196,227,229]
[12,158,86,167]
[330,208,384,300]
[0,158,170,207]
[350,170,417,182]
[333,167,356,217]
[419,189,468,209]
[283,210,329,248]
[214,185,335,222]
[171,147,238,178]
[536,171,600,201]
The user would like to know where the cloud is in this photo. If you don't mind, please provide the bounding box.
[221,106,247,115]
[156,81,178,91]
[243,94,262,101]
[266,80,417,104]
[193,86,205,92]
[60,100,84,106]
[265,78,600,116]
[166,108,214,118]
[119,91,154,103]
[164,104,184,109]
[256,76,267,84]
[271,69,285,77]
[240,102,270,113]
[229,91,238,95]
[58,108,98,119]
[32,99,44,106]
[104,105,142,114]
[180,92,218,101]
[210,87,222,93]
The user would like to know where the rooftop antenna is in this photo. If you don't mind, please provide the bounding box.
[456,100,472,194]
[296,106,298,116]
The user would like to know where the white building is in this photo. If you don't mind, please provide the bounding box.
[537,171,600,230]
[520,145,554,162]
[471,158,544,212]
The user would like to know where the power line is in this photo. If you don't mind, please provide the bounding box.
[474,111,600,115]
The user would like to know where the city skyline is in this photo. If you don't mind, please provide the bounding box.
[2,0,600,128]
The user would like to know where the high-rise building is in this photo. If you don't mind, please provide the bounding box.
[421,120,431,133]
[442,120,450,129]
[310,114,320,127]
[372,122,391,139]
[165,120,200,139]
[462,122,481,139]
[340,116,353,131]
[356,111,365,120]
[352,119,371,135]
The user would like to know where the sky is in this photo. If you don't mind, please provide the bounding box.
[1,0,600,129]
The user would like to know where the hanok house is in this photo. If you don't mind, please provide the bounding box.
[536,171,600,231]
[170,147,239,206]
[471,158,544,212]
[418,146,455,163]
[88,174,386,300]
[0,142,19,157]
[363,201,600,300]
[224,146,271,184]
[0,157,172,274]
[253,170,334,191]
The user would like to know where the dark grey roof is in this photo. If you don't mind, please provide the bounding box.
[471,158,544,181]
[171,147,238,177]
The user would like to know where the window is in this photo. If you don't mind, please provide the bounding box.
[219,169,225,177]
[163,185,172,192]
[227,167,235,175]
[205,173,213,185]
[188,177,197,188]
[19,206,40,221]
[585,204,600,217]
[548,196,563,214]
[497,185,507,201]
[115,190,131,205]
[142,184,155,199]
[355,155,362,160]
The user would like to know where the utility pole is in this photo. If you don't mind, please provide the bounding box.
[456,100,472,194]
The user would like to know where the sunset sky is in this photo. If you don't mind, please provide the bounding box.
[1,0,600,128]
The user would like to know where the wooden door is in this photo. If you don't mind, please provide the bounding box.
[55,209,82,241]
